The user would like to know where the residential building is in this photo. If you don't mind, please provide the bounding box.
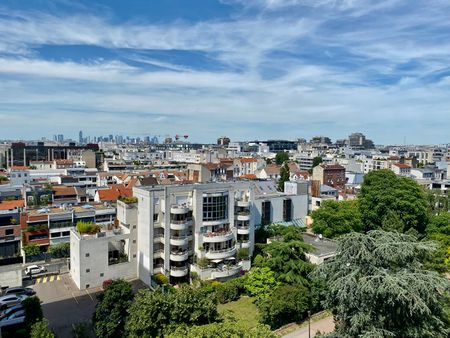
[0,200,24,258]
[312,164,346,190]
[392,163,411,176]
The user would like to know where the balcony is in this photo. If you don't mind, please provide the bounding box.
[170,205,189,215]
[153,234,165,244]
[205,247,236,260]
[170,266,189,277]
[170,250,189,262]
[170,219,193,231]
[202,230,234,243]
[153,264,164,274]
[237,225,250,235]
[153,249,164,259]
[236,200,250,208]
[211,265,242,279]
[170,235,192,246]
[236,211,250,221]
[239,241,251,249]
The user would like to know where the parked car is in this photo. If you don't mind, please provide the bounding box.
[4,309,25,320]
[0,304,23,320]
[0,295,27,310]
[24,265,47,276]
[3,287,35,297]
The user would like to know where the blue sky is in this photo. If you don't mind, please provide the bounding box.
[0,0,449,144]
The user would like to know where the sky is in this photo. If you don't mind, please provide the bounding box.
[0,0,449,144]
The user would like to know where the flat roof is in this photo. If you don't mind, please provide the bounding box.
[302,233,337,257]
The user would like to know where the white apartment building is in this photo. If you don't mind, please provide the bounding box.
[70,181,309,289]
[70,200,138,290]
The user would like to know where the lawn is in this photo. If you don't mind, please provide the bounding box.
[218,296,260,329]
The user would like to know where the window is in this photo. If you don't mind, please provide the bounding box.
[153,214,159,222]
[86,269,90,273]
[85,284,90,288]
[100,273,104,277]
[133,239,136,243]
[62,231,70,237]
[283,199,292,222]
[5,229,14,236]
[133,254,136,258]
[85,253,90,257]
[50,232,61,238]
[202,193,228,221]
[261,201,271,225]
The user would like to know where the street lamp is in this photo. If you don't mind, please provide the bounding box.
[308,310,311,338]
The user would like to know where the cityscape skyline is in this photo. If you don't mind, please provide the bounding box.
[1,1,450,143]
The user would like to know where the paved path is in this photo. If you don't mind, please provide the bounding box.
[283,316,334,338]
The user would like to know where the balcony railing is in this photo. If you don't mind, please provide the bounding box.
[203,230,232,238]
[170,218,193,224]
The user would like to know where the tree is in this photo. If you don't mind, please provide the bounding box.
[30,319,55,338]
[125,286,219,337]
[428,212,450,235]
[23,244,41,256]
[23,296,44,333]
[93,279,134,338]
[47,242,70,258]
[315,231,450,338]
[278,162,290,192]
[275,152,289,165]
[359,169,429,233]
[0,174,8,183]
[262,240,313,285]
[243,267,280,301]
[312,156,323,168]
[311,200,363,238]
[258,284,310,329]
[166,322,276,338]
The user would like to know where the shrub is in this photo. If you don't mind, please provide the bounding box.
[237,247,250,260]
[196,257,209,268]
[30,319,54,338]
[153,273,169,285]
[76,221,100,234]
[23,244,41,257]
[47,242,70,258]
[102,279,113,290]
[119,196,138,204]
[214,281,240,304]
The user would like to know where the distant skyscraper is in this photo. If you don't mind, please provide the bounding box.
[57,134,64,142]
[79,130,83,144]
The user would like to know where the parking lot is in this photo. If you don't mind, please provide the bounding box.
[30,273,101,337]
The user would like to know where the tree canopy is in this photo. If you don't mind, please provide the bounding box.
[166,322,276,338]
[275,152,289,165]
[125,286,219,337]
[93,279,134,338]
[359,170,429,233]
[311,199,363,238]
[315,230,450,338]
[278,162,290,192]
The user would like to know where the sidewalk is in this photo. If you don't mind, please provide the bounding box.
[282,316,334,338]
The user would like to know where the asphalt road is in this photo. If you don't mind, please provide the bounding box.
[31,273,101,337]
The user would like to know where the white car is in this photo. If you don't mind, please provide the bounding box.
[24,265,47,276]
[0,295,27,310]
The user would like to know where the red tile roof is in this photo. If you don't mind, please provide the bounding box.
[393,163,411,169]
[240,174,257,180]
[98,184,133,202]
[53,186,77,197]
[0,199,25,211]
[240,157,257,163]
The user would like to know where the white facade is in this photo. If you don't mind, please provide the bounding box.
[70,201,138,289]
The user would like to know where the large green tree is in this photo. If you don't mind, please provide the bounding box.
[311,200,363,238]
[30,319,55,338]
[359,169,429,233]
[275,152,289,165]
[166,322,276,338]
[258,284,310,329]
[315,231,450,338]
[243,267,280,301]
[93,279,134,338]
[125,286,219,337]
[22,296,44,334]
[278,162,290,192]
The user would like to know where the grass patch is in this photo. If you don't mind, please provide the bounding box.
[218,296,260,329]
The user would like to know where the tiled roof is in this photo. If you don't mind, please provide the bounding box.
[240,157,257,163]
[264,164,281,175]
[321,164,345,170]
[393,163,411,169]
[53,186,77,197]
[0,199,25,211]
[10,166,29,170]
[240,174,257,180]
[98,184,132,202]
